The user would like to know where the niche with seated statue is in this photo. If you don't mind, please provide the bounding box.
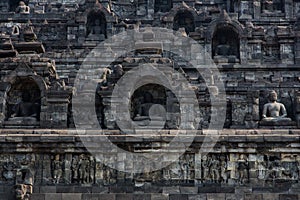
[9,0,20,12]
[130,84,180,129]
[261,0,284,14]
[212,25,240,63]
[154,0,172,13]
[173,11,195,35]
[86,11,107,41]
[14,1,30,14]
[5,78,41,127]
[258,90,296,128]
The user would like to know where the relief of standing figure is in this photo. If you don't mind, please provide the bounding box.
[202,155,212,182]
[53,154,63,184]
[237,154,249,185]
[211,155,221,182]
[78,154,90,184]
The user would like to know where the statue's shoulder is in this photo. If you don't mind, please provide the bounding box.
[277,102,286,107]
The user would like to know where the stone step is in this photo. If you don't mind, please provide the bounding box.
[20,192,300,200]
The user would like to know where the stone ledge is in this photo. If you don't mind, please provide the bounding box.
[0,129,299,144]
[28,192,300,200]
[0,128,299,134]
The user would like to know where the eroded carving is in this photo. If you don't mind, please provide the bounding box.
[16,1,30,14]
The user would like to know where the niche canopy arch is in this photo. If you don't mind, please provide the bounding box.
[173,10,195,35]
[86,10,107,40]
[6,77,41,122]
[212,24,240,60]
[208,10,245,64]
[2,67,47,128]
[154,0,172,13]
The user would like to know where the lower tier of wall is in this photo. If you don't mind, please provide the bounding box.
[0,129,299,200]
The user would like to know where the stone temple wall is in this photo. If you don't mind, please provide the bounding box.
[0,0,300,199]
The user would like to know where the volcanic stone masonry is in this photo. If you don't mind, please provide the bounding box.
[0,0,300,199]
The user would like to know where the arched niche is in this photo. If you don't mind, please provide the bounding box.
[261,0,284,13]
[86,11,107,40]
[173,10,195,35]
[130,84,180,129]
[212,25,240,61]
[5,77,41,122]
[154,0,172,12]
[9,0,21,12]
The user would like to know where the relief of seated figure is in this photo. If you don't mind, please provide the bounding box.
[261,90,291,123]
[214,35,239,63]
[9,91,40,121]
[134,92,155,121]
[15,1,30,14]
[262,0,282,14]
[133,92,165,127]
[87,19,106,41]
[216,36,233,57]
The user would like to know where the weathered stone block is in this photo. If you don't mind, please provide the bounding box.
[244,194,263,200]
[279,194,298,200]
[61,193,81,200]
[97,194,116,200]
[134,194,151,200]
[207,193,226,200]
[45,194,62,200]
[31,194,46,200]
[169,194,189,200]
[40,186,56,193]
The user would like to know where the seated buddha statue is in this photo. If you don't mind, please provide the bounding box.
[87,19,106,41]
[216,36,232,57]
[16,1,30,14]
[134,92,155,121]
[10,91,40,120]
[214,36,239,63]
[261,90,291,123]
[133,92,165,127]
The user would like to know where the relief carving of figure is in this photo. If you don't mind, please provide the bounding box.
[16,1,30,14]
[266,159,284,179]
[111,64,124,79]
[78,154,90,184]
[237,155,248,184]
[180,160,189,182]
[257,160,267,180]
[95,163,104,184]
[71,155,79,183]
[220,155,229,183]
[211,155,221,182]
[89,156,95,184]
[202,155,212,181]
[18,154,34,185]
[14,184,32,200]
[103,166,112,185]
[3,160,15,181]
[52,154,63,184]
